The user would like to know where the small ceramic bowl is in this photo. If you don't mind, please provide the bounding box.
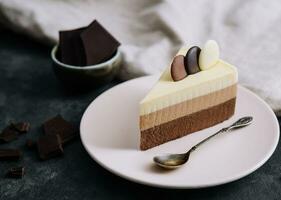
[51,45,122,89]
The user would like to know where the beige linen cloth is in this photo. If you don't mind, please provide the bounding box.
[0,0,281,115]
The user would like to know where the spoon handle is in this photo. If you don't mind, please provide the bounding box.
[190,116,253,152]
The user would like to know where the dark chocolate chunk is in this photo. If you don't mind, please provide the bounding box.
[0,127,18,143]
[26,139,35,149]
[6,166,25,178]
[58,20,120,66]
[171,55,187,81]
[81,20,120,65]
[0,149,22,160]
[43,115,78,144]
[184,46,201,75]
[59,27,86,66]
[37,134,63,160]
[11,122,30,133]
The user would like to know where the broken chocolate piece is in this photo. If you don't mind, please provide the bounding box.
[37,134,63,160]
[81,20,120,65]
[171,55,187,81]
[26,139,35,149]
[184,46,201,75]
[43,115,78,144]
[59,27,86,66]
[11,122,30,133]
[0,127,18,143]
[6,166,25,178]
[0,121,30,143]
[0,149,22,160]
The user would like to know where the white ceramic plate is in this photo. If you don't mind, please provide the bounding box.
[80,75,279,189]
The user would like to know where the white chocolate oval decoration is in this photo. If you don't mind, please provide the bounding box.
[199,40,220,70]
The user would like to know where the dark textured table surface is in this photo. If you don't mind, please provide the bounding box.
[0,30,280,200]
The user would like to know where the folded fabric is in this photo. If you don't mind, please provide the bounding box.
[0,0,280,115]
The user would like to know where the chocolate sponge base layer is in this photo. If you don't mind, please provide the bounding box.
[140,98,236,150]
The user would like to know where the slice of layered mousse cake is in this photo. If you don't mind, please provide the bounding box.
[139,40,238,150]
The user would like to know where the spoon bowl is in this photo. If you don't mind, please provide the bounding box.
[154,153,190,169]
[153,116,253,169]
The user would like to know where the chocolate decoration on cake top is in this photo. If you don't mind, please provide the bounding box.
[171,40,220,82]
[199,40,220,71]
[170,46,201,82]
[171,55,187,81]
[184,46,201,75]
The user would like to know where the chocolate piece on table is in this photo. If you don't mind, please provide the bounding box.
[37,134,63,160]
[184,46,201,75]
[81,20,120,65]
[0,149,22,160]
[171,55,187,81]
[11,122,30,133]
[43,115,78,144]
[6,166,25,178]
[0,127,18,143]
[59,27,86,66]
[26,139,35,149]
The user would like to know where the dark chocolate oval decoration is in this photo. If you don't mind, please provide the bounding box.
[184,46,201,75]
[171,55,187,81]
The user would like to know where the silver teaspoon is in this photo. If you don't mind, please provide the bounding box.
[153,116,253,169]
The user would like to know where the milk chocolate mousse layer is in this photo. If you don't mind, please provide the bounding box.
[140,84,237,131]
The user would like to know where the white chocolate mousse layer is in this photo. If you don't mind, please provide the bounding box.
[140,47,238,116]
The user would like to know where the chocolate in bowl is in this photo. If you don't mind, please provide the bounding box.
[51,45,122,90]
